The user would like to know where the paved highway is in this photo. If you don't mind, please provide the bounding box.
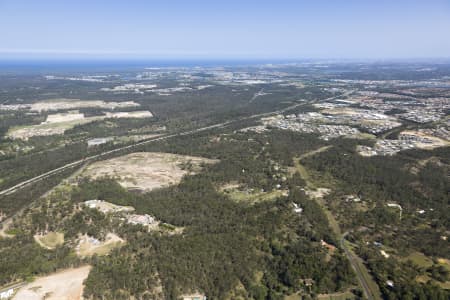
[3,93,374,298]
[0,101,309,197]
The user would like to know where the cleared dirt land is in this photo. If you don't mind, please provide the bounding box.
[7,113,103,140]
[105,110,153,118]
[8,110,153,140]
[29,99,139,112]
[81,152,218,192]
[13,266,91,300]
[34,232,64,249]
[76,233,124,257]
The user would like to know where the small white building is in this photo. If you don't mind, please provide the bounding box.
[87,137,113,147]
[292,203,303,214]
[380,250,390,258]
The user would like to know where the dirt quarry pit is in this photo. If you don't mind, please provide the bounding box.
[13,265,91,300]
[80,152,218,192]
[7,110,153,140]
[30,99,140,112]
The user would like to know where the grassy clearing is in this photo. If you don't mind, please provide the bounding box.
[292,146,335,190]
[314,197,342,237]
[78,241,120,256]
[318,291,356,300]
[354,202,370,212]
[352,133,376,140]
[293,159,316,189]
[224,189,284,204]
[34,232,64,249]
[437,258,450,271]
[436,259,450,289]
[402,252,434,268]
[284,293,302,300]
[416,274,431,284]
[438,281,450,289]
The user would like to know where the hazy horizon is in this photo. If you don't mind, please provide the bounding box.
[1,0,450,60]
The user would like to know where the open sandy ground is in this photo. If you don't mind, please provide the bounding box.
[30,99,139,112]
[34,232,64,249]
[7,115,103,140]
[76,233,124,257]
[81,152,218,192]
[8,110,153,140]
[13,266,91,300]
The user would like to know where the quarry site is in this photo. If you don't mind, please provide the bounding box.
[7,109,153,140]
[80,152,218,192]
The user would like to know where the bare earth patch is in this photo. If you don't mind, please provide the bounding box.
[81,152,218,192]
[105,110,153,118]
[76,233,124,257]
[0,216,14,238]
[7,114,103,140]
[34,232,64,249]
[83,200,135,214]
[13,265,91,300]
[8,110,154,140]
[305,187,331,199]
[30,99,139,112]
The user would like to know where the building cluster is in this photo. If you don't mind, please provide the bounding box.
[358,140,416,156]
[398,133,435,144]
[313,103,402,134]
[359,127,448,156]
[360,122,400,134]
[420,127,450,141]
[398,109,445,123]
[262,113,360,140]
[0,104,31,111]
[353,91,448,125]
[44,75,111,82]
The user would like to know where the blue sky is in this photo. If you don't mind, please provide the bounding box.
[0,0,449,59]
